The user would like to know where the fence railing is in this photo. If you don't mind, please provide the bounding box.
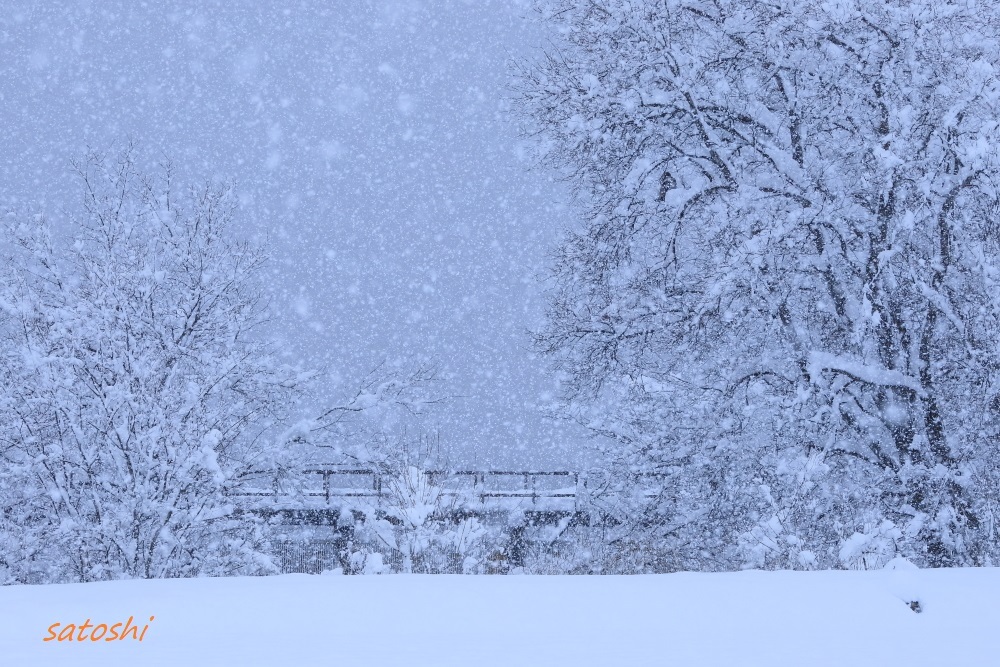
[239,468,590,505]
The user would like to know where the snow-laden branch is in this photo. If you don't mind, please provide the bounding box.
[807,352,924,397]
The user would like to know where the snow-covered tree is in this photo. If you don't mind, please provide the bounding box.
[0,147,308,582]
[518,0,1000,568]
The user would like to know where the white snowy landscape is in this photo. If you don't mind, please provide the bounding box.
[5,0,1000,663]
[3,564,998,666]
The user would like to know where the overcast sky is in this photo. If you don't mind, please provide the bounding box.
[0,0,590,468]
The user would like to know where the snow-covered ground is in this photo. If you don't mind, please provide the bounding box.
[1,566,996,666]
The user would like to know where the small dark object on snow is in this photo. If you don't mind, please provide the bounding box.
[908,600,922,613]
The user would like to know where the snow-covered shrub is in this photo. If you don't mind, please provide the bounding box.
[358,466,492,574]
[839,521,902,571]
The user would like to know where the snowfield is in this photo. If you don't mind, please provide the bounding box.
[1,566,997,666]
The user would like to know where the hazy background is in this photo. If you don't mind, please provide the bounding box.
[0,1,589,468]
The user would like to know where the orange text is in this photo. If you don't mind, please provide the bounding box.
[43,615,154,642]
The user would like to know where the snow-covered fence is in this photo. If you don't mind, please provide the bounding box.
[239,468,674,574]
[238,467,585,513]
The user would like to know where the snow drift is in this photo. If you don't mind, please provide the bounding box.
[1,566,996,666]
